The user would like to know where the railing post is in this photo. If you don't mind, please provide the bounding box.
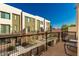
[75,32,76,40]
[61,32,63,41]
[45,32,48,51]
[30,50,32,56]
[15,37,17,46]
[37,47,39,55]
[60,32,62,41]
[58,32,60,42]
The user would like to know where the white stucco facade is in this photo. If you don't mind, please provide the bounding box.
[0,3,51,34]
[35,16,45,31]
[0,4,22,33]
[22,12,36,32]
[45,19,50,31]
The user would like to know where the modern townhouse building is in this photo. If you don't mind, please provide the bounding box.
[22,12,48,33]
[0,4,51,53]
[22,12,36,33]
[0,4,22,52]
[0,4,51,34]
[35,16,45,32]
[0,3,22,34]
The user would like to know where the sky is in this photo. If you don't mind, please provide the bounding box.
[7,3,76,28]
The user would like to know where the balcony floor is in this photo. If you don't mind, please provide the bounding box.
[41,41,77,56]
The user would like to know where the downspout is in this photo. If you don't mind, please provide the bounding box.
[21,11,23,32]
[44,18,45,32]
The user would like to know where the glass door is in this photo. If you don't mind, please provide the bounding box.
[1,24,10,34]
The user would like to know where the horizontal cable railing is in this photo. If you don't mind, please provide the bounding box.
[0,31,77,56]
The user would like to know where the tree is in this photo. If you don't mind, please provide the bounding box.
[61,24,76,32]
[61,24,68,31]
[69,24,76,27]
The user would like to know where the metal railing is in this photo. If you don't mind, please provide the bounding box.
[61,31,77,42]
[61,31,77,56]
[0,31,77,56]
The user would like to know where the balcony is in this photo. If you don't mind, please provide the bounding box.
[0,31,77,56]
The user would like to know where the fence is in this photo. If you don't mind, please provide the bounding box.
[61,31,77,42]
[61,31,77,56]
[0,31,77,56]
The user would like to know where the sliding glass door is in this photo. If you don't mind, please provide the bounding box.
[0,24,10,34]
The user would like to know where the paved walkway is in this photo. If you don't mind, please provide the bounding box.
[41,41,66,56]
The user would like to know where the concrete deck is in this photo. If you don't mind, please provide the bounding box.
[41,41,67,56]
[41,41,77,56]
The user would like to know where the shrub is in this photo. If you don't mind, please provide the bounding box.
[7,46,15,51]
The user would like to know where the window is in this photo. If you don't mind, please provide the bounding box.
[41,21,43,25]
[28,26,30,32]
[0,39,11,44]
[37,20,40,30]
[32,18,35,22]
[25,16,29,22]
[14,15,17,20]
[25,16,29,28]
[1,24,10,34]
[0,39,5,44]
[1,12,10,19]
[14,25,17,31]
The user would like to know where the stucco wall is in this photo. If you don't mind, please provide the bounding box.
[45,19,50,31]
[0,4,22,33]
[35,16,44,31]
[68,26,77,32]
[0,4,50,33]
[22,12,36,32]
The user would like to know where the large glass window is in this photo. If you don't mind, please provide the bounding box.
[40,21,43,25]
[37,20,40,31]
[1,12,10,19]
[14,25,17,31]
[14,15,17,20]
[25,16,29,22]
[25,16,30,32]
[25,16,29,28]
[31,18,35,32]
[46,22,50,31]
[0,39,11,45]
[1,24,10,34]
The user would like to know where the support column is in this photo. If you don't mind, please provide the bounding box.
[76,4,79,56]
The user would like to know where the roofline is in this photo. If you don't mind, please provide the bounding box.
[4,3,50,22]
[3,3,22,11]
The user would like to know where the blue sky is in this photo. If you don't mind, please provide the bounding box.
[7,3,76,28]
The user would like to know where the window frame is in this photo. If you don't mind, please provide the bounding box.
[0,39,11,45]
[0,11,10,19]
[0,24,10,34]
[25,16,30,22]
[14,25,17,31]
